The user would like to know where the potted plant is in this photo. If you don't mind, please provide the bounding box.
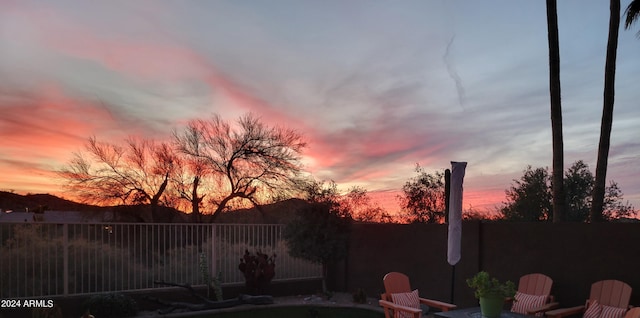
[466,271,516,318]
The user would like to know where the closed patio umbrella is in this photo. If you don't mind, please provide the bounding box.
[448,161,466,302]
[448,161,466,265]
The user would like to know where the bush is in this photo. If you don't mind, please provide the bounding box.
[283,202,351,293]
[82,293,137,318]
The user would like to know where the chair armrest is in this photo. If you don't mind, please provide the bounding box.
[419,297,457,312]
[526,302,560,315]
[379,299,422,318]
[545,305,585,318]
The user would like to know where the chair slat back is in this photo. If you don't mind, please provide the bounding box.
[589,280,632,308]
[518,273,553,296]
[383,272,412,295]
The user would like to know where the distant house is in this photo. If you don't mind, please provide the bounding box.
[0,211,34,223]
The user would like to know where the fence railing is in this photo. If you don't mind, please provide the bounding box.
[0,223,322,298]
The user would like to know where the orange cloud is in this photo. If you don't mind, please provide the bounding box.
[3,2,575,215]
[0,83,122,195]
[368,187,504,219]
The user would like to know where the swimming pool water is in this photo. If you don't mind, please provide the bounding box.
[186,305,384,318]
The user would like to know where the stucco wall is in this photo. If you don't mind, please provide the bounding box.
[339,222,640,308]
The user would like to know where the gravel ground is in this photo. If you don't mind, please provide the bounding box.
[135,292,384,317]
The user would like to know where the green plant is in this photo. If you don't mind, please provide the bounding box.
[466,271,516,299]
[199,252,223,301]
[352,288,367,304]
[212,271,224,301]
[82,292,137,318]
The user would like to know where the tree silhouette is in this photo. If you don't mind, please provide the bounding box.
[342,186,391,223]
[501,166,552,222]
[172,124,211,222]
[564,161,593,221]
[301,180,392,223]
[501,161,634,222]
[59,137,176,222]
[283,200,351,293]
[174,113,306,221]
[397,164,445,223]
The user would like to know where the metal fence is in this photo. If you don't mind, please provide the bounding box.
[0,223,322,298]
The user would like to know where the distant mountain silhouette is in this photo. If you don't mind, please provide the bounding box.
[213,198,313,224]
[0,191,190,222]
[0,191,102,212]
[0,191,313,224]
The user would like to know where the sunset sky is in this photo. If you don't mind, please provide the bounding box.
[1,0,639,215]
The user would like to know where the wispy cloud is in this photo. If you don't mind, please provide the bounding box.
[1,0,639,212]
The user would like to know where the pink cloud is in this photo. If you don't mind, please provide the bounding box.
[13,2,310,133]
[0,2,537,214]
[0,83,124,195]
[1,85,110,146]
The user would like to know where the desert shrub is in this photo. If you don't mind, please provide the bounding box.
[0,224,321,299]
[0,224,66,297]
[67,238,151,292]
[151,244,203,284]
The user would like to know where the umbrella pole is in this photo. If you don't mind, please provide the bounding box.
[450,264,456,303]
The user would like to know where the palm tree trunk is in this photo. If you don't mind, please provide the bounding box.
[546,0,565,222]
[591,0,620,222]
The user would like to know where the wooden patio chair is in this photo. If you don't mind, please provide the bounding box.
[378,272,456,318]
[625,308,640,318]
[545,280,632,318]
[509,273,559,316]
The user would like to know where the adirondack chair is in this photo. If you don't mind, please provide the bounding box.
[509,273,559,316]
[545,280,632,318]
[625,308,640,318]
[379,272,456,318]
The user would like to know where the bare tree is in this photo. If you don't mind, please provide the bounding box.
[341,186,391,223]
[174,113,306,221]
[173,125,210,222]
[59,136,176,222]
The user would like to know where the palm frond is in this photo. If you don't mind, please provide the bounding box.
[624,0,640,32]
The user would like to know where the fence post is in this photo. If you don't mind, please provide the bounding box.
[211,224,217,277]
[63,223,69,296]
